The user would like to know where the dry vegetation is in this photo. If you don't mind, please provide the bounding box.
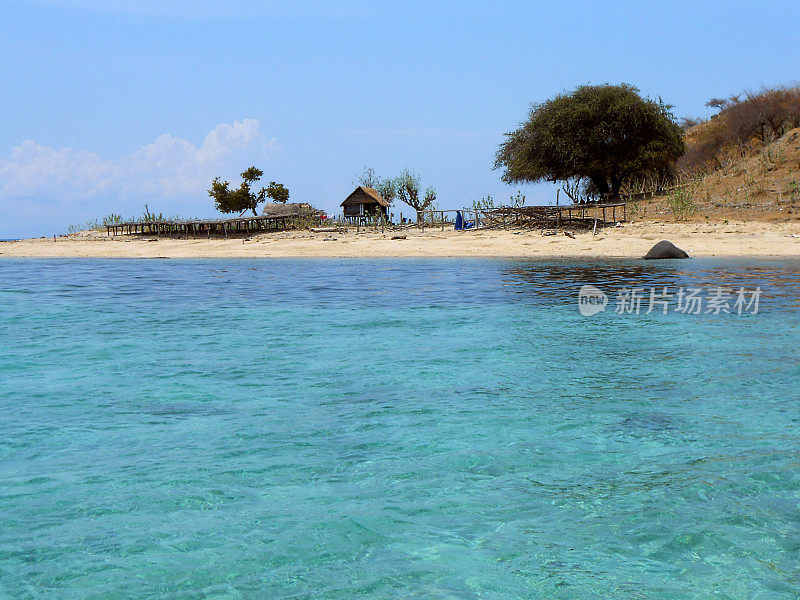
[631,85,800,223]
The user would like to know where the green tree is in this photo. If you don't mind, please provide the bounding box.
[495,84,685,200]
[356,166,396,205]
[356,166,380,188]
[209,167,289,215]
[396,169,436,214]
[265,181,290,204]
[376,179,397,205]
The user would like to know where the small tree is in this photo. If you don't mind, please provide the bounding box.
[356,166,396,205]
[473,195,495,210]
[424,187,437,209]
[396,169,436,219]
[679,116,705,131]
[265,181,289,204]
[209,167,288,215]
[509,191,526,208]
[356,166,380,188]
[495,84,685,200]
[376,179,397,205]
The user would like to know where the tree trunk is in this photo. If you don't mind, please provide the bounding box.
[609,174,623,199]
[590,174,609,202]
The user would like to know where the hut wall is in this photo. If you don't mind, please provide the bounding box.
[341,188,389,220]
[344,204,363,217]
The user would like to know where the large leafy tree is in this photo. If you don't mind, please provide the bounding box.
[495,84,685,200]
[208,167,290,215]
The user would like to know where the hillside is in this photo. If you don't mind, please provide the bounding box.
[637,126,800,222]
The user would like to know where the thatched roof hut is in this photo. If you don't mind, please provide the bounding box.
[262,202,321,218]
[340,186,389,219]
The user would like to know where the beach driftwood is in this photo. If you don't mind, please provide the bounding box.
[643,240,689,259]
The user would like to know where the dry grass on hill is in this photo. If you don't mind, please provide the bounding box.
[635,127,800,223]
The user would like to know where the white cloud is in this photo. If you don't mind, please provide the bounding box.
[0,119,275,202]
[0,119,276,237]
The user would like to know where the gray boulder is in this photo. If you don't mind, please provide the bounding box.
[643,240,689,259]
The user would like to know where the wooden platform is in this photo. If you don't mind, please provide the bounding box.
[106,211,323,238]
[479,202,627,229]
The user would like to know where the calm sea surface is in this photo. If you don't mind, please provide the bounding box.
[1,258,800,599]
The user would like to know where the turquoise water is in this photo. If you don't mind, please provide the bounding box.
[1,258,800,599]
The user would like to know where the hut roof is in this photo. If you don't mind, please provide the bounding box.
[262,202,320,217]
[340,186,389,207]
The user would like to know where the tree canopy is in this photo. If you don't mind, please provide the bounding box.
[395,169,436,213]
[264,181,290,204]
[208,167,289,215]
[494,84,685,199]
[353,166,436,214]
[356,166,397,205]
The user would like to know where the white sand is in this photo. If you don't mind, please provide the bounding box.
[2,221,800,259]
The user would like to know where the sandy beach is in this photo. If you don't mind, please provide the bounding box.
[2,220,800,259]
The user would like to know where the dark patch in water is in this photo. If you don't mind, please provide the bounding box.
[619,412,678,432]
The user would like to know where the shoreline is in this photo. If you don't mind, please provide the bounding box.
[2,221,800,259]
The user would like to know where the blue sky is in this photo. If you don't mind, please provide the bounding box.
[1,0,799,238]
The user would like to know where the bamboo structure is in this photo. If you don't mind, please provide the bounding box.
[477,202,627,230]
[106,210,324,238]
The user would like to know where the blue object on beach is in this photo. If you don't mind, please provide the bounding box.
[455,211,474,230]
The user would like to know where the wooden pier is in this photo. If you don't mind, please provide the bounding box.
[106,211,323,238]
[105,201,627,237]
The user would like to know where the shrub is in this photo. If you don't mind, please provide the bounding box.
[667,180,701,221]
[680,84,800,173]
